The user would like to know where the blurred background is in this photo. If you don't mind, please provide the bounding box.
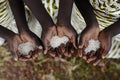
[0,43,120,80]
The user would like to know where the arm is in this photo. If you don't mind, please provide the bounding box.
[86,20,120,66]
[57,0,73,26]
[104,20,120,37]
[21,0,57,54]
[74,0,100,59]
[54,0,77,57]
[8,0,29,33]
[22,0,55,30]
[0,25,15,41]
[8,0,43,61]
[74,0,98,26]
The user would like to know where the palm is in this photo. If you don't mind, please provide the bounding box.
[56,25,77,57]
[86,30,112,66]
[41,26,57,54]
[78,25,100,58]
[8,31,43,61]
[97,31,112,57]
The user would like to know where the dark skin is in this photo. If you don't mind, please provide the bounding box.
[46,0,77,57]
[56,0,77,57]
[21,0,57,55]
[75,0,120,66]
[74,0,100,60]
[22,0,77,58]
[8,0,43,61]
[87,20,120,66]
[0,26,42,61]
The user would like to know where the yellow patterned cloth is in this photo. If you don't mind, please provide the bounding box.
[0,0,120,58]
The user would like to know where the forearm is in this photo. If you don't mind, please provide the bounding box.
[74,0,98,26]
[103,20,120,37]
[0,26,16,40]
[23,0,55,30]
[57,0,74,26]
[8,0,29,33]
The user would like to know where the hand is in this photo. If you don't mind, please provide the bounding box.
[41,26,57,54]
[86,30,112,66]
[78,25,100,59]
[55,24,77,57]
[8,31,43,61]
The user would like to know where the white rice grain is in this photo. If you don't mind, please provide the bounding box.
[85,39,100,54]
[18,42,35,55]
[50,36,69,48]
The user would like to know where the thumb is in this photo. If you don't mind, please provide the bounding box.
[71,35,77,49]
[11,50,19,61]
[43,40,49,54]
[78,37,85,48]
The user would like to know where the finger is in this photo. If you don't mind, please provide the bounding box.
[67,43,73,57]
[78,48,83,57]
[11,50,19,61]
[55,48,61,58]
[19,56,30,61]
[70,43,75,56]
[38,46,43,53]
[87,57,96,63]
[43,40,49,54]
[48,48,56,57]
[78,36,85,48]
[60,44,66,54]
[44,48,48,54]
[32,48,40,60]
[82,55,87,61]
[93,59,101,66]
[71,35,77,49]
[102,50,108,59]
[64,42,69,57]
[86,51,95,59]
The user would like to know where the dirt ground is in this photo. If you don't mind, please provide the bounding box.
[0,43,120,80]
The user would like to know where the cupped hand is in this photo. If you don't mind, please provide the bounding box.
[55,24,77,57]
[86,30,112,66]
[41,26,57,54]
[8,31,43,61]
[78,25,100,60]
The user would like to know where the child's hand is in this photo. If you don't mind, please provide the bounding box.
[55,24,77,57]
[78,25,100,59]
[41,26,57,54]
[86,30,112,66]
[8,31,43,61]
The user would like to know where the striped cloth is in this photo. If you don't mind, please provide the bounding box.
[0,0,120,58]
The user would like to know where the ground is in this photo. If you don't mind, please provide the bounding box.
[0,43,120,80]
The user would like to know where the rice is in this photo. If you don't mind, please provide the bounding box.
[84,39,100,54]
[18,42,35,55]
[50,36,69,48]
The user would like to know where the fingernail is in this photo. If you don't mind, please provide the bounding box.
[102,56,105,59]
[44,50,47,54]
[38,46,43,49]
[14,57,18,61]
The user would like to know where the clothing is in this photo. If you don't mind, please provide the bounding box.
[0,0,120,58]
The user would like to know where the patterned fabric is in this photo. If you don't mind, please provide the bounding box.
[0,0,120,58]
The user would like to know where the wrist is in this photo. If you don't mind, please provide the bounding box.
[102,28,112,38]
[57,21,71,27]
[17,25,30,34]
[42,24,56,31]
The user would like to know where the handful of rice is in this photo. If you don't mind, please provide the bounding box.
[18,42,35,55]
[84,39,100,54]
[50,36,69,48]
